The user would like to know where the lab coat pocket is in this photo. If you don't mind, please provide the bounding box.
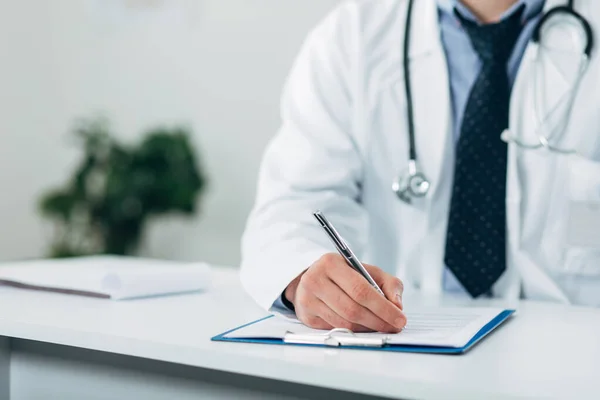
[556,156,600,286]
[543,156,600,306]
[543,156,600,266]
[566,156,600,249]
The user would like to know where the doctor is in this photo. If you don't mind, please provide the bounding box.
[240,0,600,333]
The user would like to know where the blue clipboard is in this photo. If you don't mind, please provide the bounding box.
[212,309,515,355]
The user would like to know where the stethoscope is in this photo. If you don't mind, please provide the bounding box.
[393,0,594,204]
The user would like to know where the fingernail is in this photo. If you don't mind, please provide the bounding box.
[396,293,403,310]
[395,316,406,329]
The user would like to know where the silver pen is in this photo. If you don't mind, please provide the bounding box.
[313,210,385,296]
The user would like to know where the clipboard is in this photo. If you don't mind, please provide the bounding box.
[212,309,515,354]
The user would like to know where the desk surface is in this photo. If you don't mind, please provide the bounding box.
[0,266,599,400]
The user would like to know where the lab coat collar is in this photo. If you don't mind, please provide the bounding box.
[405,0,443,59]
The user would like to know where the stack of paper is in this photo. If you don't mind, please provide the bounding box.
[0,255,211,300]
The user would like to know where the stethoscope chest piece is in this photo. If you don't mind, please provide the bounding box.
[392,159,431,204]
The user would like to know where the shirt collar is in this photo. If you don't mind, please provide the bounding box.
[436,0,545,23]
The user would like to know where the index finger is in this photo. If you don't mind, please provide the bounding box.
[327,261,407,330]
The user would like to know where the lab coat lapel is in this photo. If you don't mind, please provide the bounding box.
[408,0,452,195]
[518,0,576,130]
[505,0,573,301]
[407,0,453,295]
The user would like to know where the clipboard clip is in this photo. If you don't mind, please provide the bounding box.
[283,328,386,347]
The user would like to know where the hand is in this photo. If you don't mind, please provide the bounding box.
[284,253,407,333]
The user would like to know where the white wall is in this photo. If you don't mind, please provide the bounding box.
[0,0,339,267]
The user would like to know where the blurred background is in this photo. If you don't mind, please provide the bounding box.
[0,0,340,268]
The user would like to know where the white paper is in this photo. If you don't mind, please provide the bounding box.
[226,307,505,348]
[0,255,211,300]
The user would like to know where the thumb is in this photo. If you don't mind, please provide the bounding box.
[364,265,404,310]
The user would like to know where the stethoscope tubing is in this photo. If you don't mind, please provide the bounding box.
[394,0,594,201]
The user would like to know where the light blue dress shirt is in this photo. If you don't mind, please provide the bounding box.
[273,0,547,311]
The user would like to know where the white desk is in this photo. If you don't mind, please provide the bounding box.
[0,267,599,400]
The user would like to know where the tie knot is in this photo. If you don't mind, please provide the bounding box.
[454,5,526,65]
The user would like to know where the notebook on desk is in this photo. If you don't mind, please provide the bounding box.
[0,255,211,300]
[212,306,515,354]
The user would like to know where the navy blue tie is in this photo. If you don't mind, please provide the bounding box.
[444,6,525,298]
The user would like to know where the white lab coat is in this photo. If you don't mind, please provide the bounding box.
[240,0,600,312]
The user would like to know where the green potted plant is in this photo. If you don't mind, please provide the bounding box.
[38,117,207,258]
